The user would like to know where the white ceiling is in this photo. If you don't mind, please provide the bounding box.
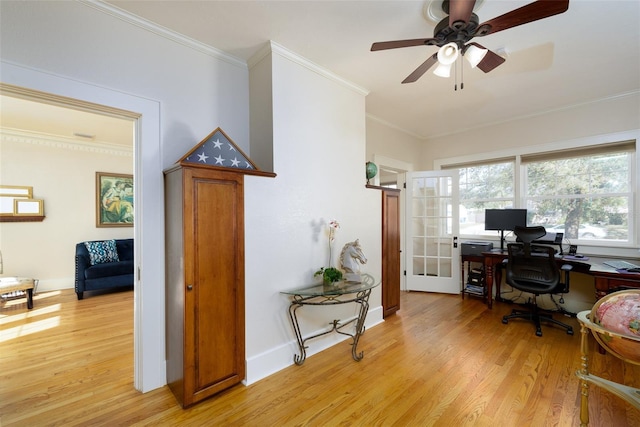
[105,0,640,139]
[0,95,134,146]
[2,1,639,143]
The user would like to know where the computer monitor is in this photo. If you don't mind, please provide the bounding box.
[484,208,527,251]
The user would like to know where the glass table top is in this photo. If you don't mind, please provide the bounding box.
[281,273,378,297]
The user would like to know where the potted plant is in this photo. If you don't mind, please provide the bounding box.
[314,266,343,285]
[314,219,343,285]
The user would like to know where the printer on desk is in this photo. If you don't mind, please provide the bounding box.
[461,241,494,256]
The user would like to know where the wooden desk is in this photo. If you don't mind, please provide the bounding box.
[481,251,640,308]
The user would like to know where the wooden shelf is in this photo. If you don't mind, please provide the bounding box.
[0,215,45,222]
[366,184,400,192]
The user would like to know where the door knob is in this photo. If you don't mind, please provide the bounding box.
[187,284,193,291]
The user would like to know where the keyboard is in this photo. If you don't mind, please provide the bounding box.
[603,260,640,270]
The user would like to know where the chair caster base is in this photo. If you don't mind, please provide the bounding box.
[502,308,574,337]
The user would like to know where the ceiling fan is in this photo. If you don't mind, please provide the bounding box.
[371,0,569,84]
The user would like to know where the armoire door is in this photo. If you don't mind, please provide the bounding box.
[382,188,401,317]
[183,167,245,406]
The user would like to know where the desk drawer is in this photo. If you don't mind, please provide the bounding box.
[594,276,640,299]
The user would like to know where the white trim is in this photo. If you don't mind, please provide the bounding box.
[366,114,424,140]
[371,92,640,141]
[0,128,133,157]
[244,306,383,385]
[434,130,640,170]
[427,91,640,140]
[268,41,369,97]
[1,60,166,393]
[373,155,413,174]
[82,0,246,70]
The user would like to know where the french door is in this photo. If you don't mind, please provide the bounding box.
[405,171,460,293]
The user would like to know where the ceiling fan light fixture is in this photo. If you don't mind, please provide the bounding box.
[437,42,459,66]
[433,62,452,78]
[464,44,488,68]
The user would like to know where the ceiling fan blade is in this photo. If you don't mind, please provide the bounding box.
[371,38,438,51]
[402,53,439,84]
[449,0,477,28]
[469,43,506,73]
[475,0,569,37]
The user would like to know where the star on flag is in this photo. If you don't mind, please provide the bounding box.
[183,129,255,170]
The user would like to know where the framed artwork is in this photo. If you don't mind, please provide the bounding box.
[96,172,134,227]
[0,185,32,215]
[14,199,44,216]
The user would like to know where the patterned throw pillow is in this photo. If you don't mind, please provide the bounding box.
[84,240,120,265]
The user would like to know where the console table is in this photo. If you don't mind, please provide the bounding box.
[281,274,378,365]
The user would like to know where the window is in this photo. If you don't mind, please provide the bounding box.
[456,161,515,238]
[523,143,634,243]
[446,139,636,245]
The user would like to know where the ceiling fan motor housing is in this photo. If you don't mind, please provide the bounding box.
[433,13,480,49]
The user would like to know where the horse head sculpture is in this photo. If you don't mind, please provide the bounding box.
[340,239,367,282]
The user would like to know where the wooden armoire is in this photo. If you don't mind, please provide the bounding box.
[381,187,401,317]
[367,184,401,318]
[164,128,274,408]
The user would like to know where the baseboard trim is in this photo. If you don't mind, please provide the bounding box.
[32,279,73,293]
[244,305,384,385]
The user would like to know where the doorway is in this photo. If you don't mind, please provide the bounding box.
[373,155,411,292]
[0,76,164,392]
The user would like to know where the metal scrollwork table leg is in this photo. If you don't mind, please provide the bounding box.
[288,288,372,365]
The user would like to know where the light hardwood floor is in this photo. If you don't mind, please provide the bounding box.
[1,288,639,426]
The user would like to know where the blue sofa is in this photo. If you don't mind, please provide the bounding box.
[75,238,134,300]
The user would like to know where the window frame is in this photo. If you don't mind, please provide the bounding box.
[434,130,639,251]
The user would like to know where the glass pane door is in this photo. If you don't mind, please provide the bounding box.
[406,171,460,293]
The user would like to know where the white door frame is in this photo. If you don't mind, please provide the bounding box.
[405,170,461,294]
[1,61,166,392]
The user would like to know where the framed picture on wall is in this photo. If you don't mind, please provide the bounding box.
[96,172,134,227]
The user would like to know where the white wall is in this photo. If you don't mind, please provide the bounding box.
[244,44,382,384]
[366,116,425,171]
[0,132,134,290]
[0,1,384,391]
[0,0,250,392]
[0,1,251,165]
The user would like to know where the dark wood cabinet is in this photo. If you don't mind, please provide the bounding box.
[164,164,246,408]
[382,188,401,318]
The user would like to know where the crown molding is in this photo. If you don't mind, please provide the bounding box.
[426,90,640,141]
[82,0,247,70]
[365,113,424,140]
[257,41,369,97]
[0,128,133,157]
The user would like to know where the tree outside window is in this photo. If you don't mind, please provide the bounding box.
[455,147,633,243]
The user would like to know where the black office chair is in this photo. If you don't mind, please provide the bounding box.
[502,226,574,337]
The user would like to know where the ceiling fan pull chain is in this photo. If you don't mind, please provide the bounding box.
[454,59,458,91]
[460,55,464,90]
